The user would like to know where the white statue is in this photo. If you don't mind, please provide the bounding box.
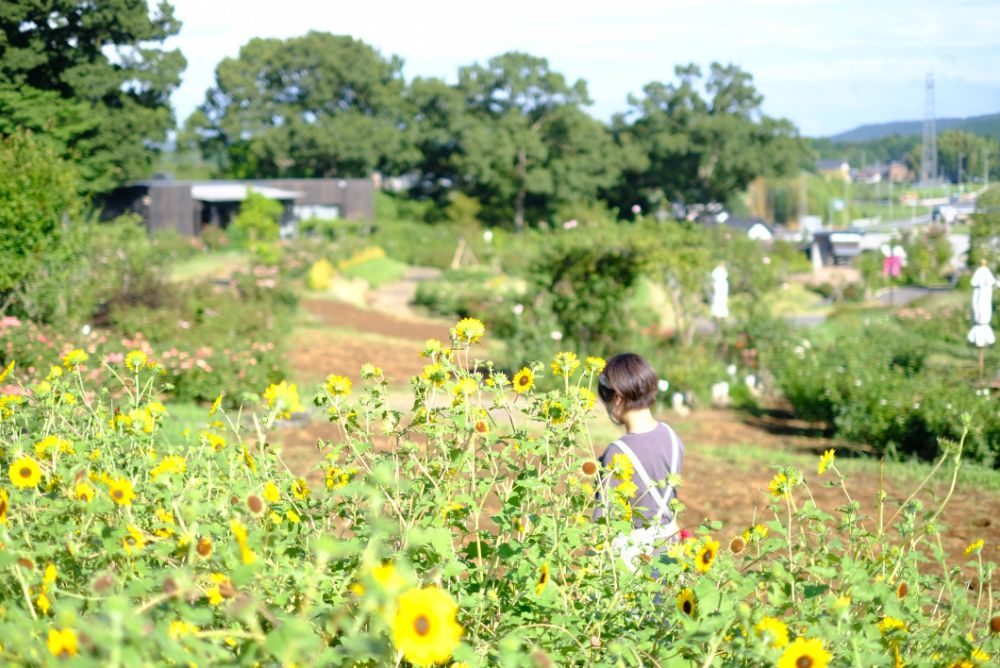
[710,263,729,319]
[968,262,996,348]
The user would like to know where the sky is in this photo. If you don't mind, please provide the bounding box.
[164,0,1000,138]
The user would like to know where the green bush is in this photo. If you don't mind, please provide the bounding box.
[231,191,281,246]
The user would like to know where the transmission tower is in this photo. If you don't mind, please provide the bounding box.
[920,73,938,184]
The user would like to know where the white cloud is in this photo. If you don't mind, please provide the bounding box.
[164,0,1000,136]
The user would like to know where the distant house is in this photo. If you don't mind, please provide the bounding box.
[717,216,774,241]
[853,166,884,184]
[101,176,375,237]
[810,230,863,266]
[888,161,912,184]
[816,159,851,182]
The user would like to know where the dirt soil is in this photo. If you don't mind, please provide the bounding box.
[281,295,1000,582]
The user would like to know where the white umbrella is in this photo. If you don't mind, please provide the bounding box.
[710,263,729,319]
[968,264,996,348]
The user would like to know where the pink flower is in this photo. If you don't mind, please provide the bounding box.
[0,316,22,329]
[679,529,693,541]
[105,352,124,364]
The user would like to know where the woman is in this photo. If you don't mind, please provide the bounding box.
[594,353,683,570]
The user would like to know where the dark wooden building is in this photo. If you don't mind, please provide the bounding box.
[101,176,375,236]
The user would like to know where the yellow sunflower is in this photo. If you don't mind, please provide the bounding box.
[73,481,95,503]
[695,539,720,573]
[536,562,550,596]
[512,368,534,393]
[392,586,463,667]
[778,637,831,668]
[422,362,447,387]
[292,478,310,500]
[107,478,136,506]
[0,360,14,383]
[817,449,835,476]
[584,356,606,374]
[453,317,485,345]
[755,616,790,649]
[124,350,148,372]
[263,481,281,503]
[9,456,42,489]
[551,351,580,376]
[325,374,352,398]
[122,525,145,554]
[768,472,790,499]
[47,628,78,658]
[208,393,224,417]
[965,539,984,556]
[0,488,9,523]
[677,588,697,617]
[61,349,88,369]
[263,380,304,419]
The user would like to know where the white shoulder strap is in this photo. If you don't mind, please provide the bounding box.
[611,439,671,522]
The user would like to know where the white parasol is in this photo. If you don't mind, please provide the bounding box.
[710,263,729,319]
[968,264,996,348]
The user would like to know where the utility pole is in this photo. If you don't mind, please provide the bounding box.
[985,150,990,190]
[920,73,938,185]
[959,152,964,194]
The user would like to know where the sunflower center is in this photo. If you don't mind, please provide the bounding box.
[683,600,692,614]
[19,466,32,478]
[112,489,123,499]
[413,614,431,637]
[702,550,712,564]
[796,657,813,668]
[518,376,529,386]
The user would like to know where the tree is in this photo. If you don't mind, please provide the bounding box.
[232,192,282,246]
[0,1,184,192]
[937,130,1000,185]
[455,52,625,228]
[611,63,806,214]
[191,32,413,179]
[970,185,1000,269]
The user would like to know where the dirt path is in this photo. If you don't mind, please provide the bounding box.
[281,286,999,579]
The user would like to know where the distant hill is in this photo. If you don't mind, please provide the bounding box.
[830,112,1000,142]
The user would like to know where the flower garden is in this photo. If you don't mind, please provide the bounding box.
[0,318,997,666]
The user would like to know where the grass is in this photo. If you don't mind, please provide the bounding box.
[693,439,1000,492]
[341,256,408,288]
[169,250,248,282]
[160,400,211,443]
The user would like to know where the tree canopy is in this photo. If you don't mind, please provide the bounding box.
[190,32,413,179]
[0,0,185,192]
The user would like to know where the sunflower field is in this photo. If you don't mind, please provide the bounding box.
[0,320,997,666]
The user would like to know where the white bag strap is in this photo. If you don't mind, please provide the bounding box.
[611,439,671,522]
[610,424,680,523]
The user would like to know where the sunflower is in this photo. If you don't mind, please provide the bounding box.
[422,363,447,388]
[453,317,485,345]
[230,519,256,565]
[0,360,14,383]
[473,418,489,435]
[74,481,95,503]
[551,351,580,376]
[263,380,305,419]
[817,449,835,476]
[9,456,42,489]
[122,525,145,554]
[695,539,720,573]
[167,620,198,640]
[677,588,697,617]
[0,488,9,523]
[536,562,550,596]
[743,523,769,542]
[242,447,256,473]
[768,472,790,499]
[325,374,352,398]
[47,628,78,658]
[584,356,606,374]
[61,349,88,369]
[371,562,406,593]
[512,368,534,393]
[878,617,908,634]
[777,637,831,668]
[965,539,984,555]
[107,478,136,505]
[755,616,790,649]
[208,393,224,417]
[392,586,463,667]
[124,350,148,372]
[263,481,281,502]
[292,478,310,500]
[196,537,214,558]
[451,377,478,398]
[542,399,567,425]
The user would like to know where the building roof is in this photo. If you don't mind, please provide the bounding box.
[190,184,302,202]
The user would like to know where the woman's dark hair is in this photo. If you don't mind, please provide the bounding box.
[597,353,659,412]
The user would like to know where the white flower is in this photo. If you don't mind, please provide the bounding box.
[631,204,642,215]
[762,256,772,265]
[512,303,524,316]
[658,379,670,392]
[563,219,579,230]
[483,230,494,242]
[81,324,92,336]
[726,364,737,377]
[550,331,563,341]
